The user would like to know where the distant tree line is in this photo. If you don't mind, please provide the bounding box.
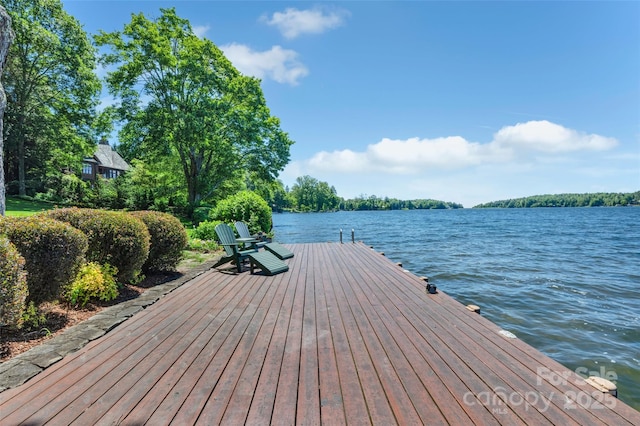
[340,195,463,211]
[278,175,463,212]
[474,191,640,208]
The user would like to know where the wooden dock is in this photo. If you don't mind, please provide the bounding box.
[1,242,638,425]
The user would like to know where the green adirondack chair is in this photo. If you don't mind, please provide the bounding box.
[263,242,294,260]
[234,221,268,248]
[235,221,294,260]
[247,250,289,276]
[212,223,257,273]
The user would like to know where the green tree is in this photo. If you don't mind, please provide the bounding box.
[2,0,101,196]
[0,5,14,216]
[246,175,291,212]
[270,179,292,212]
[95,8,293,214]
[289,175,316,211]
[289,175,340,212]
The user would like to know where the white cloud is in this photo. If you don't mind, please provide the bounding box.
[192,25,210,39]
[220,43,308,85]
[280,121,625,207]
[299,121,618,176]
[493,120,618,153]
[261,7,350,39]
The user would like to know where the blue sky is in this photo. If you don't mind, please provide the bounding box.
[63,1,639,207]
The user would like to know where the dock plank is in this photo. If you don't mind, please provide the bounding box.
[348,245,551,425]
[243,246,305,425]
[60,274,237,425]
[296,244,321,425]
[334,246,492,425]
[219,260,293,425]
[0,242,638,425]
[270,245,307,425]
[316,243,370,425]
[2,271,223,424]
[162,273,271,425]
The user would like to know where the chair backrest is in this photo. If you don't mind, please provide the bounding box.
[215,223,237,256]
[234,221,252,239]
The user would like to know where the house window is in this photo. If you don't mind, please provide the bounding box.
[102,169,119,179]
[83,164,93,175]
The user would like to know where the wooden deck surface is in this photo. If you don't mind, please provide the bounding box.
[1,242,638,425]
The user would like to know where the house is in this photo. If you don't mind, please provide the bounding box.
[82,139,130,181]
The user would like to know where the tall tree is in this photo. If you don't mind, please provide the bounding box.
[2,0,100,196]
[0,5,14,215]
[289,175,340,212]
[95,8,293,213]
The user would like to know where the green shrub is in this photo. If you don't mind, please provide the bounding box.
[186,238,220,253]
[44,207,150,284]
[6,180,42,197]
[210,191,272,234]
[130,211,188,272]
[0,235,28,329]
[39,173,90,205]
[66,262,118,308]
[21,301,47,331]
[151,198,169,212]
[89,176,120,209]
[192,220,223,241]
[191,206,211,226]
[0,216,88,304]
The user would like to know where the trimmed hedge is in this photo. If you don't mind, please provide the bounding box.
[45,208,150,283]
[0,235,28,329]
[0,216,88,304]
[130,211,188,272]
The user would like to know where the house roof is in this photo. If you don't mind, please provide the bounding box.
[93,143,130,171]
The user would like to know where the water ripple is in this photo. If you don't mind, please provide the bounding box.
[273,208,640,409]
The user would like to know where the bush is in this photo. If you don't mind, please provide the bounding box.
[192,220,223,241]
[151,197,169,212]
[210,191,272,235]
[44,207,150,284]
[6,180,42,197]
[191,206,211,226]
[39,173,90,205]
[0,235,28,329]
[66,262,119,308]
[89,176,118,209]
[0,216,88,304]
[21,301,47,331]
[130,211,188,272]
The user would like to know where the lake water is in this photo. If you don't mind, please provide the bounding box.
[272,208,640,410]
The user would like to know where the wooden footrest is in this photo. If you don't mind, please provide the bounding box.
[248,251,289,275]
[264,242,294,260]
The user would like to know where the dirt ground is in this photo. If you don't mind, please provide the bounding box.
[0,253,219,362]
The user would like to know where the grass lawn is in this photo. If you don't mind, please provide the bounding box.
[4,196,57,217]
